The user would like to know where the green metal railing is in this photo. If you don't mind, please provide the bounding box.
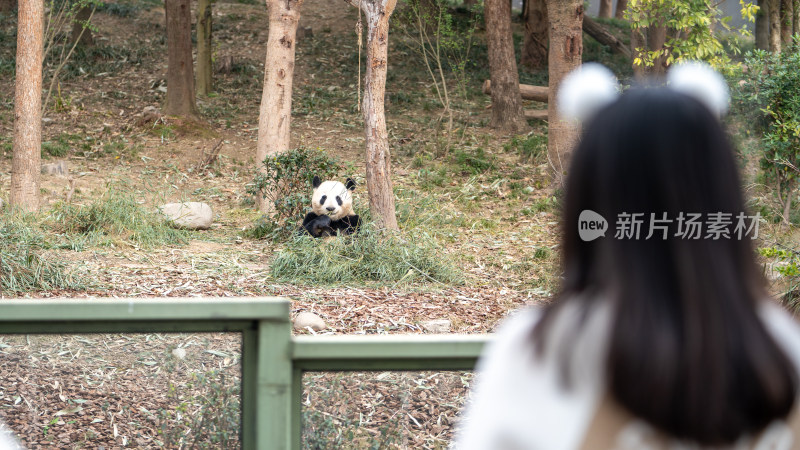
[0,297,489,450]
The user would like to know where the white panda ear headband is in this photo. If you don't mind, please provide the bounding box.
[557,61,730,122]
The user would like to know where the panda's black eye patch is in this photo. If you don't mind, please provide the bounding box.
[319,195,327,205]
[336,196,343,206]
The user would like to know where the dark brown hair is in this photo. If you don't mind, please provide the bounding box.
[536,88,796,444]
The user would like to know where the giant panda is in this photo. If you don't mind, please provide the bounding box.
[301,176,361,238]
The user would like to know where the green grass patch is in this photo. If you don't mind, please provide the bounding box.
[504,132,547,162]
[47,189,189,248]
[271,225,462,286]
[0,214,83,294]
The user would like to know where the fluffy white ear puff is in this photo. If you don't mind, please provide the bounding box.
[557,63,620,122]
[667,62,729,116]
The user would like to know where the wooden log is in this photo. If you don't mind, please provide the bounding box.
[482,79,549,103]
[525,109,548,120]
[582,16,631,58]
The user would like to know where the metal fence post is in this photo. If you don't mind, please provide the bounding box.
[241,328,258,450]
[291,367,303,450]
[257,318,293,450]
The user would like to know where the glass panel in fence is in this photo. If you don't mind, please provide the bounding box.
[0,332,242,449]
[302,370,473,449]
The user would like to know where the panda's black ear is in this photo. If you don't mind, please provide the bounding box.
[345,178,356,191]
[312,175,321,188]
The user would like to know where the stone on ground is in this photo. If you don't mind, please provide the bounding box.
[41,160,68,176]
[159,202,213,230]
[421,319,451,333]
[293,312,327,331]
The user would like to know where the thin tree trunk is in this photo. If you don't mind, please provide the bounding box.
[614,0,627,19]
[781,0,792,44]
[547,0,583,184]
[255,0,303,212]
[631,26,646,79]
[521,0,548,70]
[647,24,667,77]
[70,6,93,45]
[756,0,770,50]
[196,0,213,96]
[486,0,528,132]
[598,0,612,18]
[11,0,43,212]
[583,15,630,57]
[349,0,399,230]
[770,0,782,52]
[794,0,799,34]
[164,0,198,117]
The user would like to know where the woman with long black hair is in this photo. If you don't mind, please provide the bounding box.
[455,64,800,449]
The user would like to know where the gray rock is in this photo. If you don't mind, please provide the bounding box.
[171,348,187,360]
[293,312,327,332]
[421,319,451,334]
[0,198,4,209]
[41,160,68,176]
[159,202,213,230]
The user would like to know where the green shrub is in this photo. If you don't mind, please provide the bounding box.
[759,246,800,313]
[270,225,462,285]
[246,147,344,239]
[741,42,800,222]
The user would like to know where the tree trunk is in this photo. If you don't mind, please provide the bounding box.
[255,0,304,212]
[631,26,646,79]
[756,0,770,50]
[781,0,792,44]
[482,80,548,102]
[521,0,548,70]
[614,0,627,19]
[70,6,93,46]
[164,0,198,117]
[598,0,612,18]
[11,0,43,212]
[196,0,213,96]
[583,15,630,57]
[547,0,583,184]
[647,24,667,77]
[770,0,782,52]
[352,0,399,230]
[794,0,799,34]
[486,0,528,132]
[0,0,14,11]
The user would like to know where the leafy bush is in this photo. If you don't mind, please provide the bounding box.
[270,225,462,285]
[246,147,344,239]
[759,246,800,313]
[742,41,800,222]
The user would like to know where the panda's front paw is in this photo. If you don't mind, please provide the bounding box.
[311,215,333,237]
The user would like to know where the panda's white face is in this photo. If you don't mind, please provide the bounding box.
[312,180,353,221]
